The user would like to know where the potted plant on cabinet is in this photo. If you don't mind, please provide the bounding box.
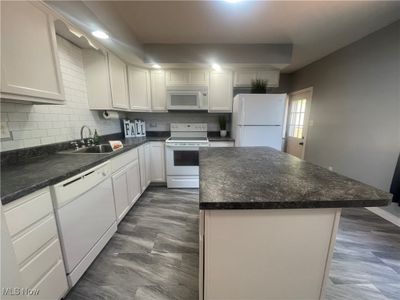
[219,115,227,137]
[251,79,268,94]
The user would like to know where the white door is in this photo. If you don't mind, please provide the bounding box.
[209,70,233,112]
[236,126,283,150]
[112,169,129,222]
[128,66,151,111]
[285,88,313,159]
[108,53,129,110]
[236,94,286,125]
[126,160,141,206]
[150,70,167,111]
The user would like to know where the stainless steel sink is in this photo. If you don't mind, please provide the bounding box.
[59,144,114,154]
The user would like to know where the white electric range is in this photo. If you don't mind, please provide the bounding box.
[165,123,209,188]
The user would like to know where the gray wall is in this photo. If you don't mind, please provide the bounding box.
[289,21,400,193]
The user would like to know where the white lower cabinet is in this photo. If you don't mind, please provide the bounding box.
[126,160,141,206]
[112,168,130,222]
[150,142,166,182]
[3,188,68,300]
[138,145,147,192]
[144,143,152,186]
[111,148,141,223]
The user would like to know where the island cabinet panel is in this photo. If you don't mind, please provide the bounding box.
[128,66,151,111]
[150,70,167,111]
[209,141,235,147]
[208,70,233,112]
[1,1,65,104]
[201,208,341,300]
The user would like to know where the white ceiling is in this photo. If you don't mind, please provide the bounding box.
[50,1,400,73]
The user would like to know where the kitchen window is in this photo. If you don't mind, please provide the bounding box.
[288,99,306,138]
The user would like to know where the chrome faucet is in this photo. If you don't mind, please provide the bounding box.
[80,125,92,146]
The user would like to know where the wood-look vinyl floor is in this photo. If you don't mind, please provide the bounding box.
[65,187,400,300]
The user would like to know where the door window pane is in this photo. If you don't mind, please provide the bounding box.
[288,99,307,138]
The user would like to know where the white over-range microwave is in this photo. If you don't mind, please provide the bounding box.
[167,87,208,111]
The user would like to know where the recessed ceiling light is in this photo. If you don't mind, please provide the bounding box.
[152,64,161,69]
[91,30,109,39]
[212,63,222,71]
[225,0,241,3]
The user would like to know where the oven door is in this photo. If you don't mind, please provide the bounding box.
[165,145,200,176]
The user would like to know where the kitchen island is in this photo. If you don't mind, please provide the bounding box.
[198,147,391,300]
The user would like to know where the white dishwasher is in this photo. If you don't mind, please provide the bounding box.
[51,161,117,287]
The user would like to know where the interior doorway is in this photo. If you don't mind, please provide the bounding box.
[285,87,313,159]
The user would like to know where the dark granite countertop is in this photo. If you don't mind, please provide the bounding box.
[1,136,167,205]
[199,147,391,210]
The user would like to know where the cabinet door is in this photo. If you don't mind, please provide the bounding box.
[108,53,129,110]
[128,66,151,111]
[126,160,141,206]
[112,169,129,222]
[209,71,233,112]
[82,49,112,109]
[165,70,189,86]
[145,143,152,187]
[150,70,167,111]
[1,1,65,103]
[138,145,147,192]
[150,142,166,182]
[256,70,280,87]
[233,70,257,87]
[189,70,209,85]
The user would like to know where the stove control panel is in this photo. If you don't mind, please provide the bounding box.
[170,123,207,132]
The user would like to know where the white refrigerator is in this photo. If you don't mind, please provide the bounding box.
[232,94,286,150]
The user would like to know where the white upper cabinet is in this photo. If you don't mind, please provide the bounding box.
[234,69,280,87]
[108,53,130,110]
[1,1,65,104]
[188,70,209,85]
[209,70,233,112]
[165,70,209,86]
[150,70,167,112]
[128,66,151,111]
[83,50,130,110]
[82,49,112,110]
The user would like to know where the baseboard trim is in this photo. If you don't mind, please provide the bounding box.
[366,207,400,227]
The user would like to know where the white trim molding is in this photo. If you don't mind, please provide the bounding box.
[367,207,400,227]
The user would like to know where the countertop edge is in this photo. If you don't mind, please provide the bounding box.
[1,137,166,205]
[199,198,392,210]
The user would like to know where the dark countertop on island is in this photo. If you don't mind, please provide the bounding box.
[199,147,391,210]
[1,136,167,205]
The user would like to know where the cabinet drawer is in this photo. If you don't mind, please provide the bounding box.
[13,216,58,265]
[4,188,53,237]
[111,148,138,173]
[30,260,68,300]
[20,239,63,289]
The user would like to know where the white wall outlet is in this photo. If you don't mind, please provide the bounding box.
[328,166,333,171]
[0,122,11,139]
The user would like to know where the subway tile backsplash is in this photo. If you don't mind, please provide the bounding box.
[0,36,121,151]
